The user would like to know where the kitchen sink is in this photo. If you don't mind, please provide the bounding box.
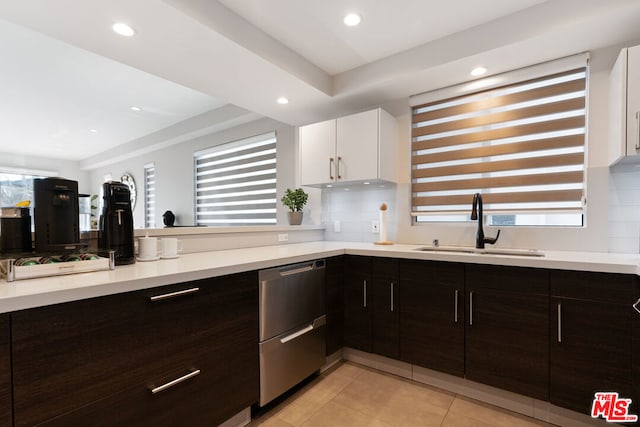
[415,246,545,257]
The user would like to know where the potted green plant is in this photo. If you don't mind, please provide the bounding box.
[281,188,308,225]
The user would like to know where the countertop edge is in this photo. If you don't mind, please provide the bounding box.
[1,242,639,313]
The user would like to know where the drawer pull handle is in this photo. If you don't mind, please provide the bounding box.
[557,303,562,343]
[633,298,640,315]
[149,287,199,302]
[363,280,367,308]
[390,282,394,312]
[469,291,474,326]
[150,369,200,395]
[454,289,459,323]
[280,324,314,344]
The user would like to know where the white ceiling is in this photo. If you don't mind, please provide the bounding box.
[218,0,547,75]
[1,0,640,163]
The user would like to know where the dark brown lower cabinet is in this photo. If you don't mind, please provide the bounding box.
[11,271,259,427]
[634,279,640,419]
[465,264,549,400]
[326,256,344,355]
[0,314,11,427]
[400,260,465,377]
[372,258,399,359]
[343,256,399,358]
[344,255,373,352]
[550,270,634,415]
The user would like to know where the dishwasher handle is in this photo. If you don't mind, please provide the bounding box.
[277,260,325,277]
[279,316,326,344]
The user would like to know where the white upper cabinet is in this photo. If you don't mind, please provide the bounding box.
[299,108,397,187]
[299,119,337,186]
[609,45,640,165]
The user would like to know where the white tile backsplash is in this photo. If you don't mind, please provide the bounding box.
[609,164,640,253]
[322,184,398,242]
[318,165,640,253]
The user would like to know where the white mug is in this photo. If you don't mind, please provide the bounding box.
[138,236,160,259]
[160,238,183,258]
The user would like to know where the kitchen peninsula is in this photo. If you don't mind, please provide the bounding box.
[1,241,639,426]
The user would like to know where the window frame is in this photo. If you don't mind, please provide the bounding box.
[193,131,277,227]
[409,53,589,227]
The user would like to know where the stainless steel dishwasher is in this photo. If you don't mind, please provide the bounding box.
[258,259,326,406]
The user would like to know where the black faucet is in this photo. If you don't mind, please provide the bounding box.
[471,193,501,249]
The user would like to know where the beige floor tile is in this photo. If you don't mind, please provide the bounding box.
[300,369,358,404]
[330,361,367,380]
[331,369,404,418]
[301,401,393,427]
[249,414,296,427]
[272,395,325,426]
[447,397,554,427]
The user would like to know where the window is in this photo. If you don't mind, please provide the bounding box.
[194,132,277,226]
[411,58,587,226]
[144,163,155,228]
[0,169,49,207]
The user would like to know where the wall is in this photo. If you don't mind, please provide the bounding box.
[0,152,89,193]
[321,67,624,253]
[88,117,304,229]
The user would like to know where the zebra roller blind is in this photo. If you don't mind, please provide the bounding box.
[194,132,277,226]
[411,67,587,220]
[144,163,155,228]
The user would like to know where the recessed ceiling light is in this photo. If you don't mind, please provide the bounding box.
[112,22,135,37]
[90,129,98,133]
[277,97,289,105]
[363,181,370,185]
[130,106,142,112]
[470,66,488,77]
[326,184,333,188]
[343,13,361,27]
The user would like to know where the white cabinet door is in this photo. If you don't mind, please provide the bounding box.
[336,109,379,182]
[609,47,627,165]
[300,119,336,186]
[627,45,640,157]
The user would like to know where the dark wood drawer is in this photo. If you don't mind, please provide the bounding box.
[550,269,636,304]
[12,271,258,427]
[0,314,11,427]
[466,264,548,295]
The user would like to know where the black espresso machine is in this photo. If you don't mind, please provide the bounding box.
[33,177,84,253]
[99,181,135,265]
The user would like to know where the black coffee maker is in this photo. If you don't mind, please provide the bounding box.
[0,207,32,254]
[34,178,83,253]
[99,182,135,265]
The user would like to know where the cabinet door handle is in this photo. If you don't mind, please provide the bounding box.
[634,298,640,315]
[454,289,459,323]
[557,303,562,343]
[329,157,334,180]
[390,282,394,312]
[149,369,200,395]
[149,287,199,302]
[469,291,473,326]
[635,111,640,150]
[363,280,367,308]
[337,156,342,179]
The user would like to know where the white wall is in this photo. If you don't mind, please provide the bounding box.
[87,117,302,229]
[0,152,88,192]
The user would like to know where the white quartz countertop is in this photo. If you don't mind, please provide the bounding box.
[1,241,639,314]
